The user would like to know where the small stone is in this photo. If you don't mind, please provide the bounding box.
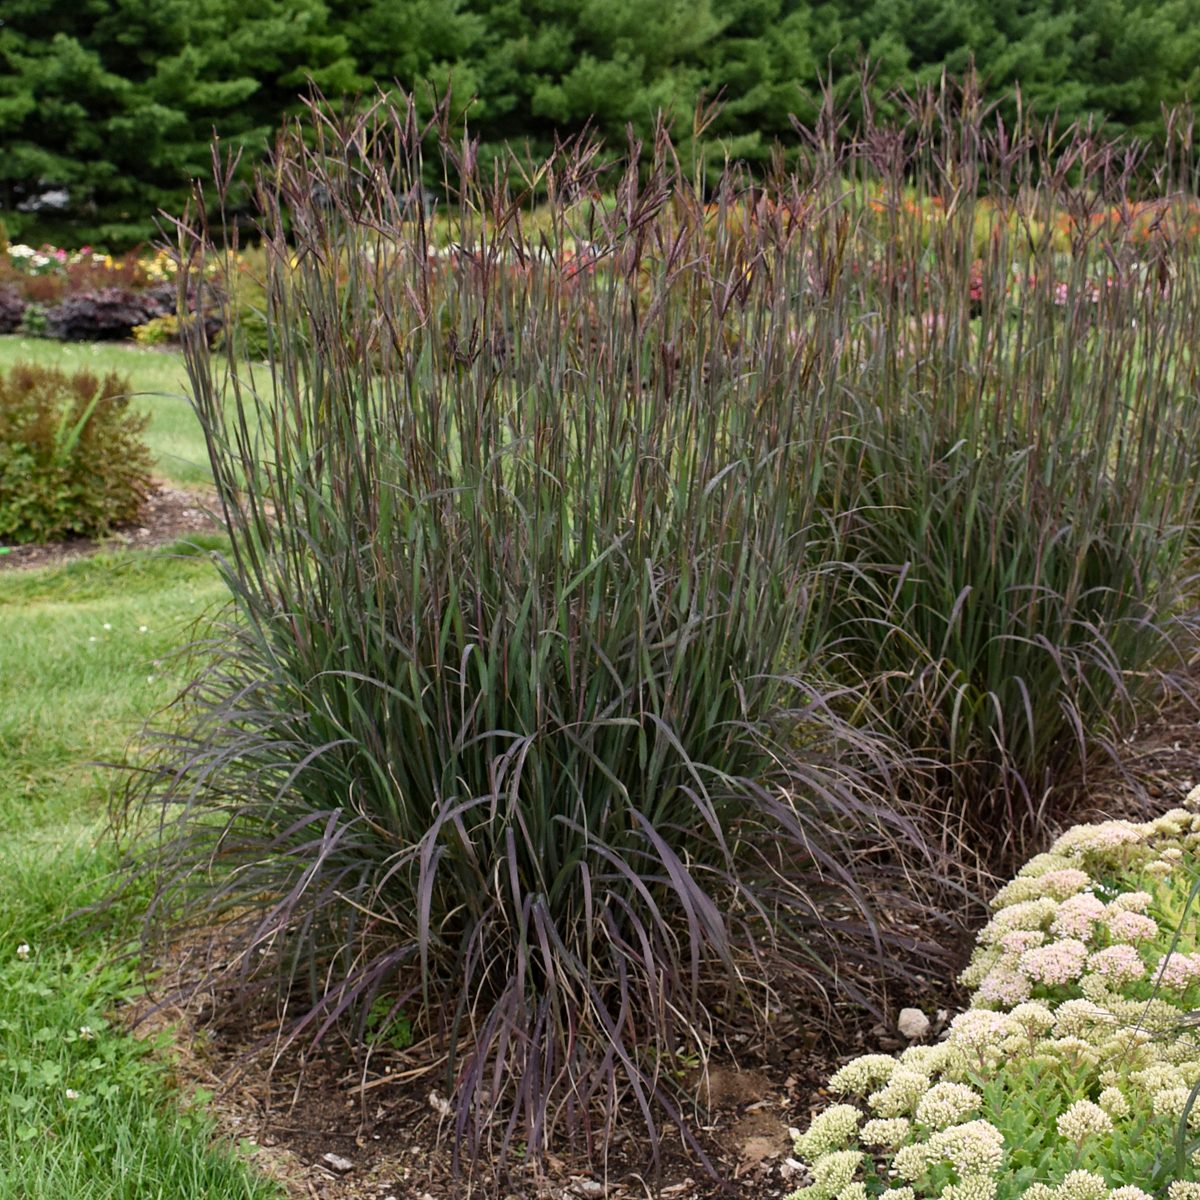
[320,1152,353,1175]
[897,1007,930,1039]
[569,1181,606,1199]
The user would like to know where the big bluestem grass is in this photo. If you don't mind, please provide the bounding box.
[125,98,933,1170]
[810,84,1200,862]
[124,82,1200,1172]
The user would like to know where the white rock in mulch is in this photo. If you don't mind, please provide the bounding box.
[568,1180,606,1199]
[897,1007,931,1039]
[320,1151,354,1174]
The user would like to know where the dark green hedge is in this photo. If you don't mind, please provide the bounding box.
[4,0,1200,246]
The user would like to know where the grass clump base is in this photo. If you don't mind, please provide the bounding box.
[787,797,1200,1199]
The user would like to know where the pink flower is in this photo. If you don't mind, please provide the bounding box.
[1087,944,1146,986]
[1106,910,1158,943]
[1051,893,1107,940]
[1021,939,1089,987]
[1153,952,1200,991]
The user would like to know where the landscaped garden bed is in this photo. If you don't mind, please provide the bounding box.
[5,80,1200,1199]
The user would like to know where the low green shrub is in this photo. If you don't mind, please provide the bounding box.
[0,362,153,543]
[131,314,180,345]
[787,799,1200,1198]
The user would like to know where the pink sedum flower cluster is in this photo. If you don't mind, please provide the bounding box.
[785,793,1200,1200]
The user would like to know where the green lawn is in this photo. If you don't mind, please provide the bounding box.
[0,337,210,487]
[0,542,281,1199]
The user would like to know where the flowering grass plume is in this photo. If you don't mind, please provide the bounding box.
[787,790,1200,1198]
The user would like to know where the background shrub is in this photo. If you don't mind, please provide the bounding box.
[5,0,1200,247]
[0,362,153,543]
[43,287,170,341]
[0,286,24,333]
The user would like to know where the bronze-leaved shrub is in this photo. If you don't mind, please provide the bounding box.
[0,362,153,543]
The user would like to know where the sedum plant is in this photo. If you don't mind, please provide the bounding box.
[787,795,1200,1199]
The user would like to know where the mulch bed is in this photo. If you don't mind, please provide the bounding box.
[127,963,957,1200]
[0,482,219,570]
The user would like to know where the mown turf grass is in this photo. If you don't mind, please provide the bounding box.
[0,541,281,1199]
[0,337,209,486]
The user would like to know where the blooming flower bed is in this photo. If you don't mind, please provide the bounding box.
[787,796,1200,1200]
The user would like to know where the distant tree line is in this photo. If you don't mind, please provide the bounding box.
[3,0,1199,246]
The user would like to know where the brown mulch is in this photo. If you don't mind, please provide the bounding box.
[0,481,220,570]
[127,969,950,1200]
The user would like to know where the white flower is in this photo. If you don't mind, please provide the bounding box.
[64,1088,79,1101]
[1008,1002,1056,1034]
[1051,820,1145,857]
[1056,1099,1112,1143]
[793,1104,861,1160]
[939,1181,997,1200]
[138,625,149,633]
[868,1067,929,1118]
[828,1054,896,1095]
[16,943,30,960]
[860,1117,909,1148]
[1056,1171,1110,1200]
[892,1141,931,1182]
[915,1082,981,1128]
[808,1149,861,1194]
[1152,1086,1191,1119]
[925,1119,1004,1177]
[78,1026,95,1041]
[1098,1086,1130,1119]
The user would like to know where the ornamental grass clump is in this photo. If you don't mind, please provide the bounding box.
[787,790,1200,1199]
[124,97,931,1168]
[811,86,1200,860]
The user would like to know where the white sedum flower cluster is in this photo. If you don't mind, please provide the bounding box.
[785,799,1200,1199]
